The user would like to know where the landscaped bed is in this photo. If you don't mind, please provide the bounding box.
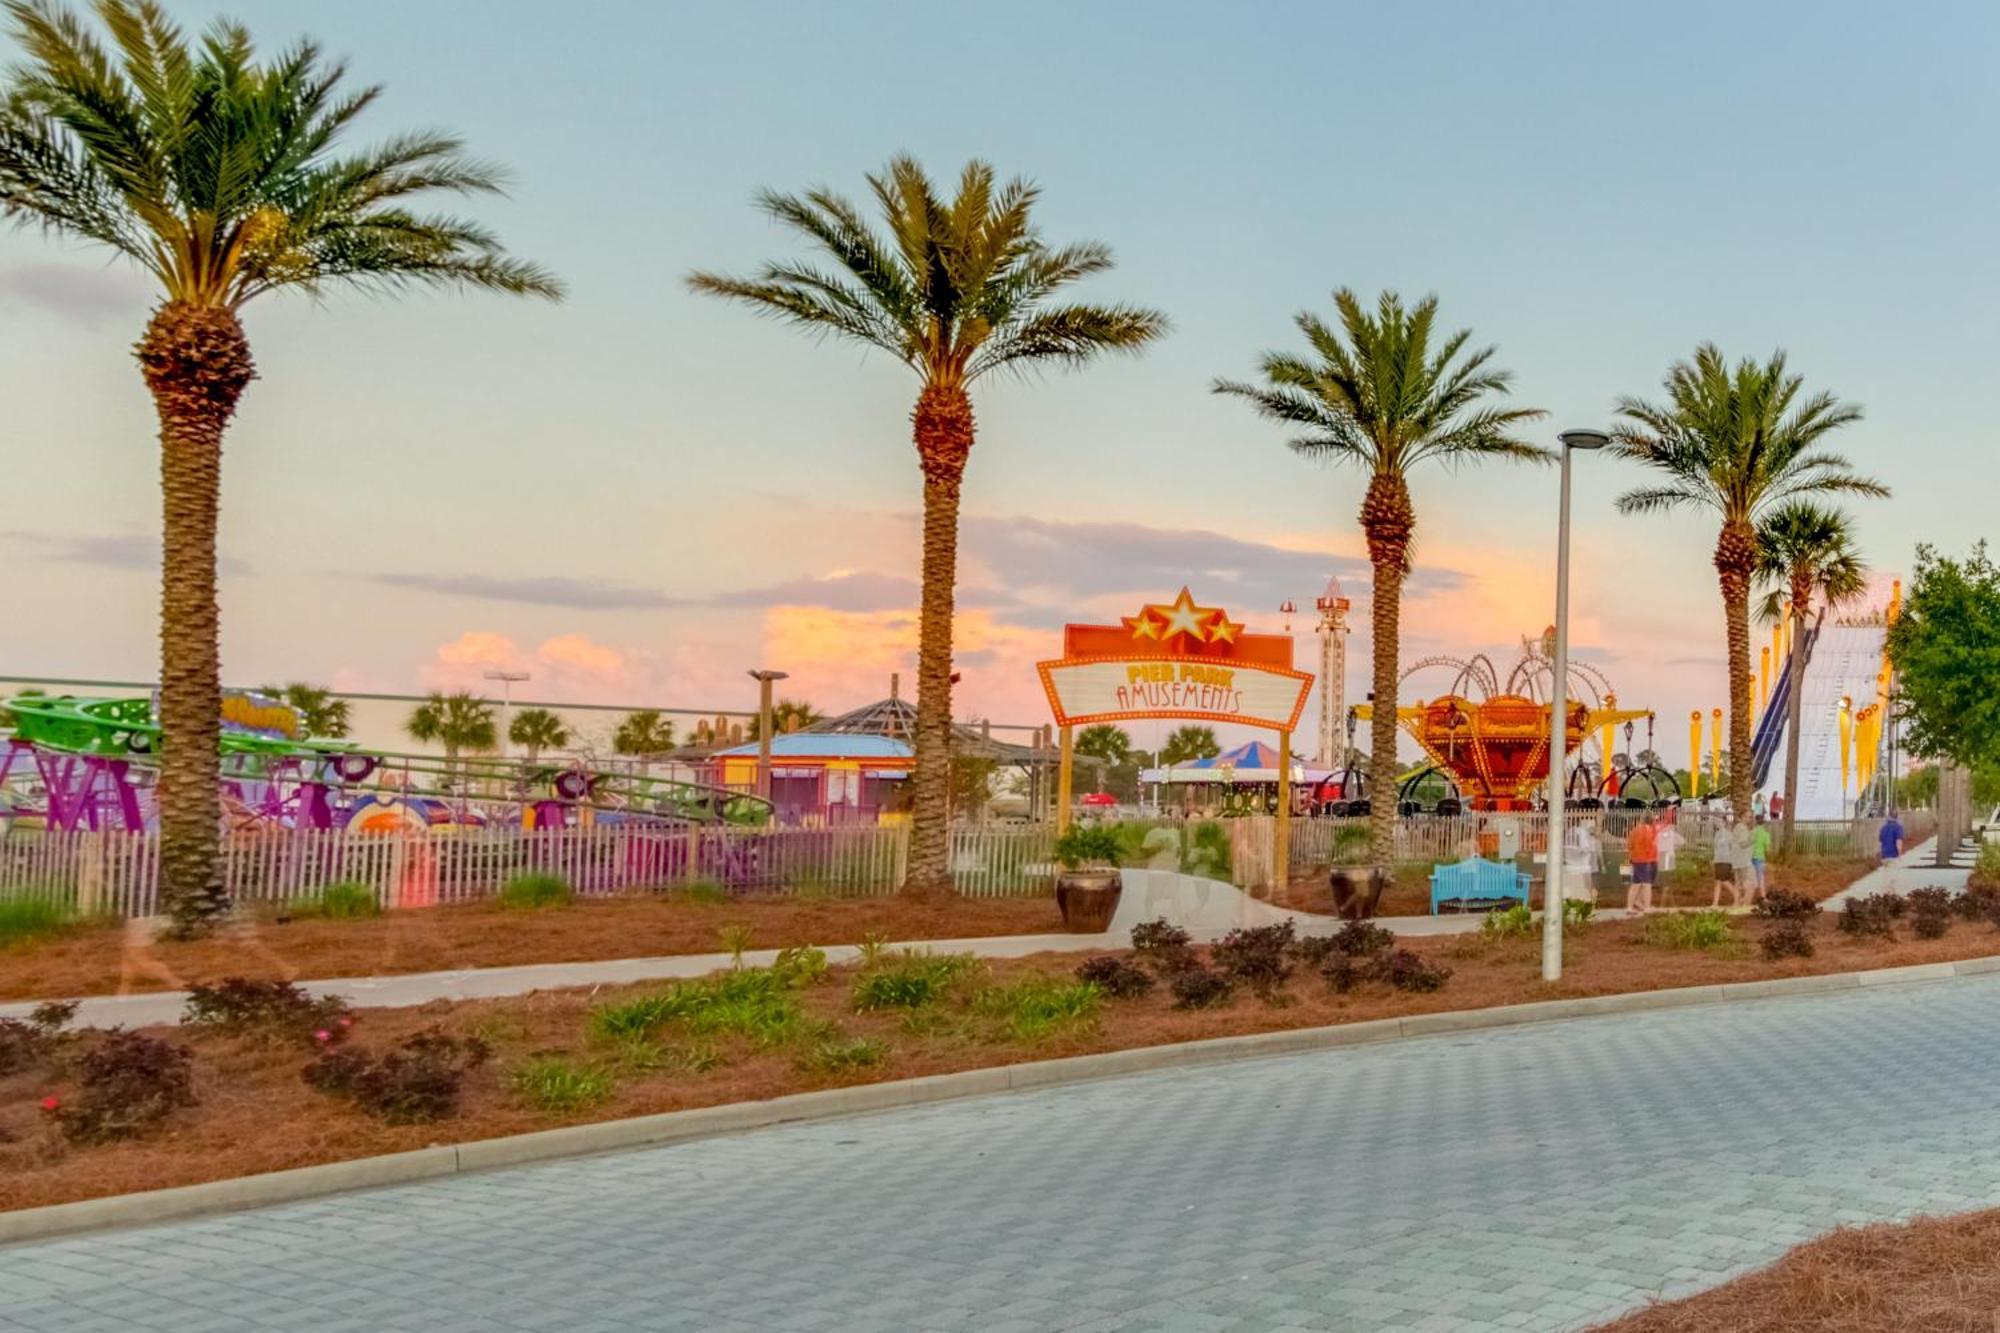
[3,884,1994,1216]
[0,889,1064,1002]
[1593,1206,2000,1331]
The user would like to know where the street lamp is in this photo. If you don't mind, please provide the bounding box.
[1543,429,1609,982]
[484,669,529,758]
[747,669,789,800]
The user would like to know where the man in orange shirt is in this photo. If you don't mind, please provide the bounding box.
[1626,813,1660,915]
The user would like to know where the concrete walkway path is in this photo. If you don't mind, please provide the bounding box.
[1819,836,1966,905]
[7,970,2000,1331]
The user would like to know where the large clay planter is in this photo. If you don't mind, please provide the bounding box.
[1056,869,1123,933]
[1328,866,1388,920]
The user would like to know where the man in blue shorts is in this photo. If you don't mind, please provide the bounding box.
[1878,811,1905,864]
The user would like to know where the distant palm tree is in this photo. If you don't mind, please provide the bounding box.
[261,683,350,739]
[691,156,1167,895]
[1159,726,1221,766]
[746,698,823,740]
[1613,345,1884,819]
[1755,502,1869,845]
[1215,290,1547,860]
[508,707,570,763]
[0,1,558,933]
[612,710,677,759]
[405,691,496,788]
[1075,724,1133,766]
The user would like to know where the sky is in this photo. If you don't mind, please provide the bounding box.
[2,0,1995,761]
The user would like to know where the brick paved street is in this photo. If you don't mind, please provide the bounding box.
[7,974,2000,1331]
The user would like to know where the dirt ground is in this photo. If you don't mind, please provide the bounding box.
[5,902,1994,1214]
[0,892,1065,1002]
[1593,1207,2000,1332]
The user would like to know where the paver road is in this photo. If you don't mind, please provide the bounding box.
[8,974,2000,1332]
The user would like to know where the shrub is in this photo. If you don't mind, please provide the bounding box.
[772,945,829,987]
[850,952,977,1012]
[0,1000,77,1077]
[1641,911,1736,951]
[304,1027,490,1123]
[718,924,754,967]
[1374,949,1452,993]
[1210,922,1295,995]
[0,897,74,947]
[971,978,1103,1041]
[498,873,571,910]
[1912,910,1951,940]
[1181,821,1232,879]
[1971,842,2000,891]
[1482,904,1534,939]
[1293,921,1398,968]
[1753,890,1822,921]
[1320,952,1366,993]
[1053,822,1124,870]
[309,881,381,920]
[1130,918,1194,972]
[510,1057,615,1113]
[1563,897,1596,927]
[1953,884,2000,920]
[1838,896,1899,938]
[1073,955,1155,998]
[183,978,353,1047]
[676,878,729,905]
[796,1036,890,1074]
[53,1031,196,1144]
[1169,966,1233,1010]
[1906,887,1953,917]
[1761,918,1815,959]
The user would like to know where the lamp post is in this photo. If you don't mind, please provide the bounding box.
[746,669,789,800]
[484,669,529,758]
[1543,429,1608,982]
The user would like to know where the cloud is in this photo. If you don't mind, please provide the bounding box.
[367,573,675,610]
[2,530,248,576]
[0,261,148,326]
[711,571,920,612]
[365,568,1011,615]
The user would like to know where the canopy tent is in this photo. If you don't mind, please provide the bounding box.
[1140,739,1329,786]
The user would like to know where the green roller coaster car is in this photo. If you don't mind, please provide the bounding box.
[5,694,359,759]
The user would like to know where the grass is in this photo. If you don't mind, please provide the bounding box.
[675,878,728,905]
[0,898,74,948]
[1639,909,1737,952]
[795,1036,890,1074]
[850,952,978,1012]
[509,1057,616,1114]
[497,873,571,910]
[303,882,381,920]
[589,967,817,1048]
[969,977,1102,1041]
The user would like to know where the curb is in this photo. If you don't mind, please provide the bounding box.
[6,954,1997,1247]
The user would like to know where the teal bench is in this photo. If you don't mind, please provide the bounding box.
[1429,857,1531,914]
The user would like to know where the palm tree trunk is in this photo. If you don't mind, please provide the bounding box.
[1714,518,1757,821]
[137,302,256,937]
[1359,473,1413,864]
[1780,594,1807,851]
[905,383,974,897]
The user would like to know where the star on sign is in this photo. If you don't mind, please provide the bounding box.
[1122,588,1238,645]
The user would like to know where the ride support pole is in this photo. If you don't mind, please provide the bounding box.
[1274,727,1291,899]
[1056,725,1074,833]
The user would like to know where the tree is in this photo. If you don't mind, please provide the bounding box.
[612,710,677,758]
[1887,543,2000,774]
[261,683,349,739]
[1215,290,1547,860]
[508,707,570,763]
[949,753,997,824]
[1159,726,1221,766]
[691,156,1166,895]
[746,698,822,740]
[0,2,559,934]
[1753,502,1867,845]
[404,691,496,785]
[1614,346,1883,821]
[1075,724,1133,766]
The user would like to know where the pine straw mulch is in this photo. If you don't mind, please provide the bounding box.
[1593,1208,2000,1331]
[5,903,1997,1215]
[0,891,1065,1003]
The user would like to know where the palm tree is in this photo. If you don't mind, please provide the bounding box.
[0,2,559,934]
[746,698,822,741]
[612,710,676,759]
[1613,345,1884,819]
[405,691,496,788]
[1158,726,1220,766]
[690,156,1167,895]
[1755,501,1869,846]
[1215,290,1548,860]
[261,683,349,738]
[1075,724,1133,765]
[508,707,570,763]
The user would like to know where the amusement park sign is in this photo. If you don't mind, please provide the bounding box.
[1036,589,1312,732]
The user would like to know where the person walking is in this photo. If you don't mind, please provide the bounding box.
[1711,815,1743,908]
[1749,814,1773,899]
[1878,810,1905,864]
[1626,812,1660,915]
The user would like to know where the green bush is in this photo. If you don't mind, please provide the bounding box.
[1563,898,1596,927]
[1482,904,1534,939]
[510,1057,616,1113]
[1640,910,1735,951]
[676,878,729,905]
[772,945,829,986]
[971,977,1102,1041]
[309,881,381,920]
[498,873,571,910]
[851,952,977,1012]
[0,897,74,947]
[1053,822,1123,870]
[796,1036,890,1074]
[1180,821,1232,879]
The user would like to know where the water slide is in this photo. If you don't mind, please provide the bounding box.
[1750,620,1890,819]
